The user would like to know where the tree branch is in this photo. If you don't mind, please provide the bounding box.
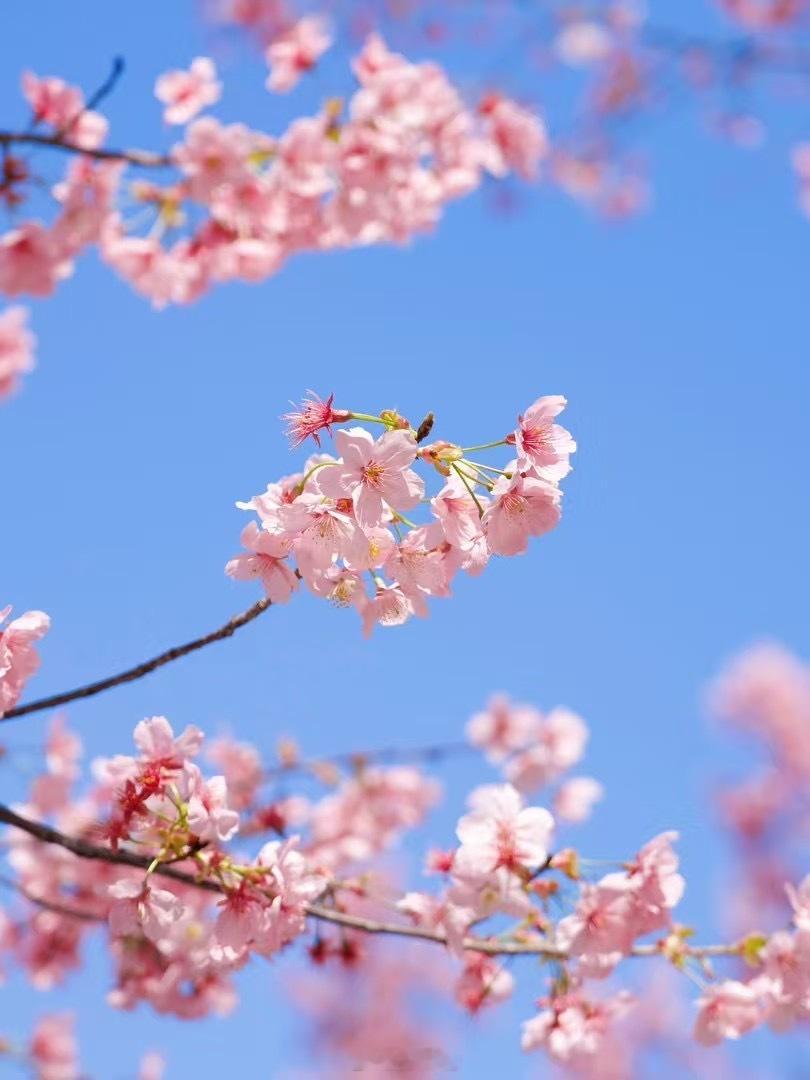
[0,131,172,168]
[1,597,275,722]
[0,801,742,961]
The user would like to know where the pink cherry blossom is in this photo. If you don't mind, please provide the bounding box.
[0,223,72,298]
[318,427,424,532]
[453,783,554,880]
[511,395,576,477]
[482,470,562,557]
[556,832,684,976]
[21,72,108,149]
[455,953,515,1013]
[431,472,488,552]
[522,990,635,1064]
[226,522,298,603]
[282,391,349,447]
[139,1052,166,1080]
[0,305,36,400]
[207,737,263,810]
[155,57,221,125]
[466,694,542,762]
[265,17,332,94]
[694,980,764,1045]
[554,776,604,823]
[108,879,185,944]
[133,715,204,765]
[505,707,589,792]
[396,892,473,955]
[0,606,50,717]
[479,93,549,181]
[29,1013,79,1080]
[187,773,240,843]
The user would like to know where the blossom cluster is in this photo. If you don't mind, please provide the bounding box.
[708,644,810,930]
[0,37,546,321]
[227,391,575,635]
[0,1012,163,1080]
[215,0,810,224]
[2,695,808,1071]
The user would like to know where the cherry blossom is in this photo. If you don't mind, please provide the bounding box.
[225,522,299,603]
[465,694,542,763]
[29,1013,79,1080]
[265,16,332,93]
[554,776,605,824]
[318,427,424,532]
[510,394,576,478]
[482,470,562,557]
[0,606,50,717]
[0,305,35,400]
[155,57,221,125]
[522,989,635,1065]
[694,980,765,1045]
[21,71,108,149]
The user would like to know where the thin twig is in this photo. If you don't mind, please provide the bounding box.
[0,802,743,961]
[1,597,275,722]
[0,131,172,168]
[263,739,474,781]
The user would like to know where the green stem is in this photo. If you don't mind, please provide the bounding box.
[452,463,485,518]
[298,460,340,492]
[455,464,494,492]
[462,459,512,478]
[461,439,509,454]
[348,412,390,427]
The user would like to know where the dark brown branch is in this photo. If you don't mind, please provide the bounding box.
[0,131,172,168]
[0,801,742,960]
[1,597,274,722]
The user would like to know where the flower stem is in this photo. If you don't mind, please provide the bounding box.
[460,439,508,453]
[452,463,485,518]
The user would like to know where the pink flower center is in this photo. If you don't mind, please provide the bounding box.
[500,492,527,517]
[361,461,385,489]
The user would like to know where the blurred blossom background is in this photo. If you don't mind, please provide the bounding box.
[1,0,809,1075]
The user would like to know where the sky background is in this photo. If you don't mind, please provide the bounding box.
[1,1,809,1077]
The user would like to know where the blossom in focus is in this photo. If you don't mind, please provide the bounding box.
[453,783,554,880]
[283,391,348,447]
[155,57,222,125]
[226,522,299,603]
[482,470,561,557]
[512,394,576,478]
[0,305,36,399]
[318,427,424,532]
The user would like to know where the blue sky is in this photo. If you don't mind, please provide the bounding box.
[1,1,809,1076]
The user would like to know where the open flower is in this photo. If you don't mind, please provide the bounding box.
[265,17,332,94]
[319,427,424,532]
[226,522,298,603]
[482,470,561,556]
[155,57,221,125]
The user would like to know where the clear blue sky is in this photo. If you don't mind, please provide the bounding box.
[1,2,809,1077]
